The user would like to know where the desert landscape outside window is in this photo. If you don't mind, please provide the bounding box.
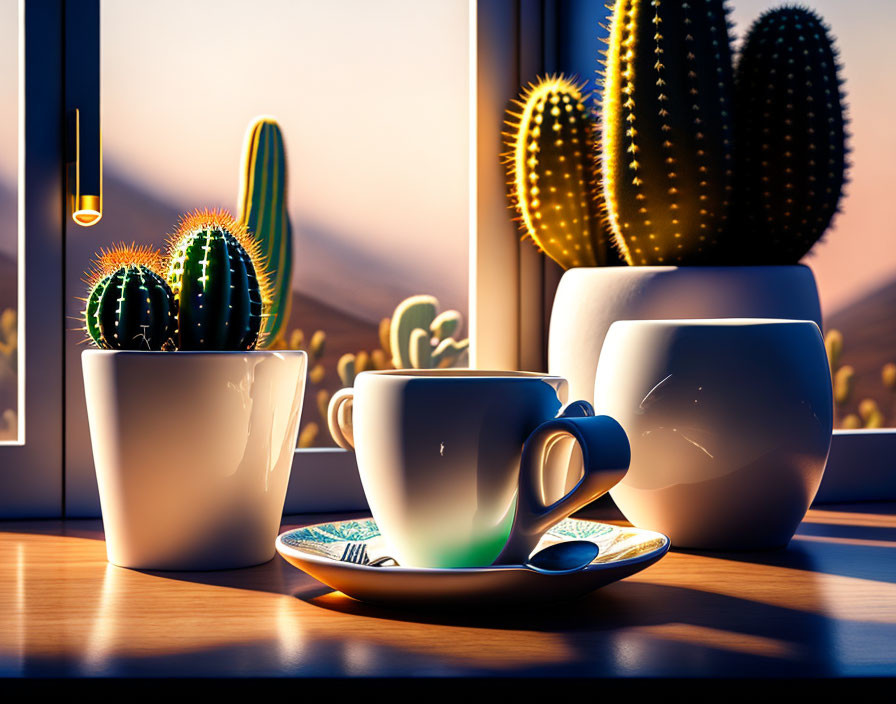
[63,0,470,450]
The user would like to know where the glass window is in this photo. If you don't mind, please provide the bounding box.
[0,0,19,444]
[69,0,470,448]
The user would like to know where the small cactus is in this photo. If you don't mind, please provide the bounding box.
[882,363,896,392]
[297,422,319,449]
[858,399,884,429]
[83,244,176,351]
[841,414,861,430]
[0,408,15,441]
[734,6,848,263]
[378,317,392,358]
[826,328,854,428]
[389,295,469,370]
[309,330,326,361]
[166,209,270,351]
[825,329,843,376]
[833,365,854,407]
[337,353,356,388]
[238,117,293,347]
[0,308,17,376]
[316,389,330,424]
[371,348,390,371]
[504,75,619,269]
[309,363,325,385]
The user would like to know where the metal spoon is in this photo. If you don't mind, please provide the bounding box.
[361,540,599,573]
[523,540,599,574]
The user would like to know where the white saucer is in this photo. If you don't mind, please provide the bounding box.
[276,517,669,606]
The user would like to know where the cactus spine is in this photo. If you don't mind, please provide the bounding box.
[504,75,619,269]
[83,245,176,351]
[238,117,293,347]
[602,0,736,265]
[166,209,270,351]
[734,7,848,263]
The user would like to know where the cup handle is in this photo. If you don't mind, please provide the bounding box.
[327,388,356,450]
[493,402,630,565]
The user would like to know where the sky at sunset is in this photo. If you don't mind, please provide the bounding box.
[0,0,895,319]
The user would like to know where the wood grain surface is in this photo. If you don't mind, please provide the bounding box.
[1,502,894,677]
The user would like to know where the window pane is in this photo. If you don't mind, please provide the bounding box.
[75,0,470,447]
[731,1,896,429]
[0,0,19,443]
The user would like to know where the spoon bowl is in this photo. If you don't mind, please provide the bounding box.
[524,540,600,574]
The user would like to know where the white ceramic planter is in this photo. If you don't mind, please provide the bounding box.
[82,350,307,570]
[549,265,822,404]
[594,319,832,550]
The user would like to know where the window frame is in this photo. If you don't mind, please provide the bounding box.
[0,0,65,518]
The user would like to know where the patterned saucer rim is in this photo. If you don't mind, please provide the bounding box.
[275,517,670,575]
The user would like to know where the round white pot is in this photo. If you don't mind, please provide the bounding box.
[594,319,832,550]
[548,265,822,404]
[82,349,307,570]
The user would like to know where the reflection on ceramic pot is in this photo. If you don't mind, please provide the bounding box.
[593,319,832,550]
[82,350,307,570]
[549,265,822,405]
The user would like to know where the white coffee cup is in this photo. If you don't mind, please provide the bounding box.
[328,370,630,568]
[594,319,833,549]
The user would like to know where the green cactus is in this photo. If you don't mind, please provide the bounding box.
[734,7,848,263]
[602,0,736,265]
[0,408,15,442]
[83,244,176,351]
[389,295,469,370]
[0,308,16,376]
[166,209,270,351]
[337,353,357,388]
[504,75,620,269]
[297,422,319,449]
[238,117,293,347]
[85,265,176,351]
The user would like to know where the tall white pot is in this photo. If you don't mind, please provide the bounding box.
[82,350,307,570]
[548,265,822,404]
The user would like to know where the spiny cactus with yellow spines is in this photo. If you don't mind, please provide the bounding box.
[504,75,620,269]
[82,243,176,351]
[602,0,736,265]
[166,209,272,351]
[734,6,848,263]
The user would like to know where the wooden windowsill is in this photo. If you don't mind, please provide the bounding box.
[1,501,894,677]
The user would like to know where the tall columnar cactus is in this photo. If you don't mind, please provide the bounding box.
[83,244,176,351]
[166,209,271,351]
[602,0,736,265]
[504,75,620,269]
[238,117,293,347]
[734,7,848,263]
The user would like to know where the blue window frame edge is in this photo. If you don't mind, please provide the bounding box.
[0,0,65,518]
